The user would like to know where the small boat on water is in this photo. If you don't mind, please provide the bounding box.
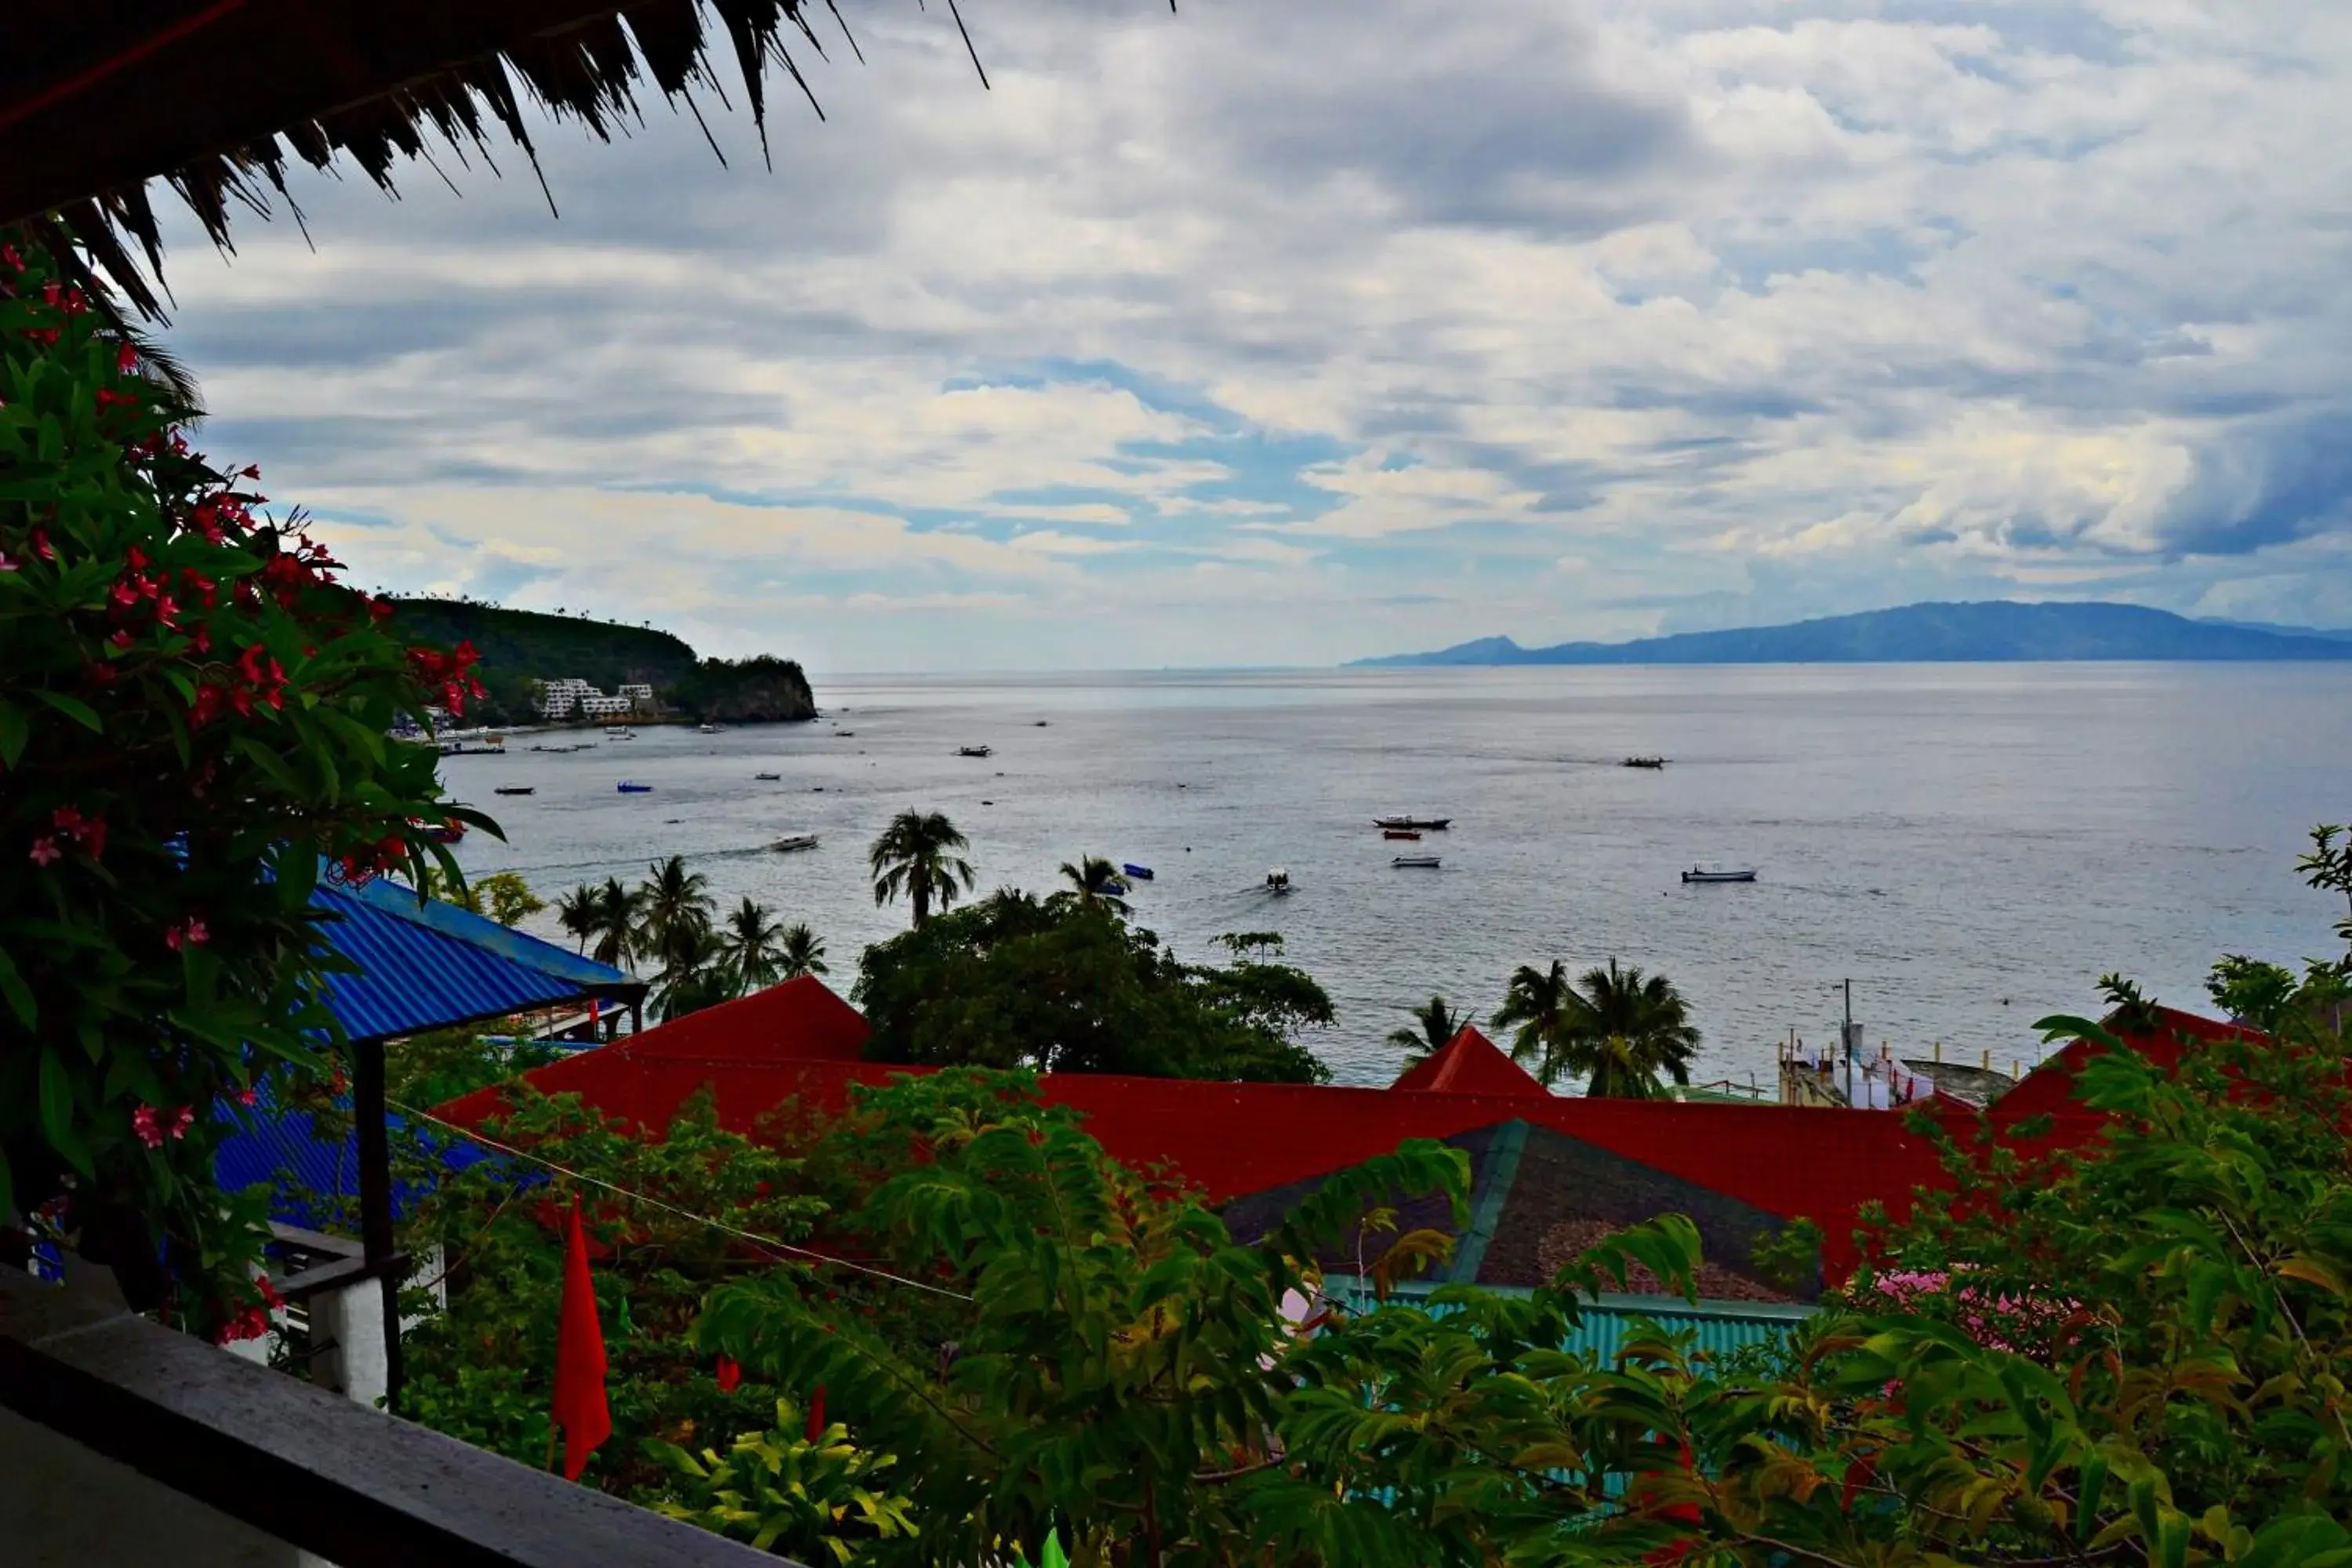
[833,731,856,739]
[421,818,466,844]
[698,723,720,735]
[958,745,993,758]
[617,781,654,794]
[603,727,635,739]
[1373,815,1451,831]
[1122,863,1154,881]
[493,786,535,797]
[1623,756,1667,770]
[1382,828,1422,841]
[769,833,820,853]
[1265,868,1292,893]
[754,771,782,781]
[1682,865,1756,884]
[1392,855,1442,869]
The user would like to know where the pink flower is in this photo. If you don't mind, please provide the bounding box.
[167,1105,194,1141]
[132,1104,163,1148]
[236,1086,259,1107]
[28,836,61,867]
[165,917,209,951]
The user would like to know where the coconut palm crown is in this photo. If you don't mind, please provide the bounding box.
[1494,958,1700,1099]
[869,810,977,927]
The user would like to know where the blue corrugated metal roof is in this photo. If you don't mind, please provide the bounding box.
[308,870,633,1044]
[213,1101,511,1229]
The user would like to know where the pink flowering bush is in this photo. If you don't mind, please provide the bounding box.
[0,230,483,1334]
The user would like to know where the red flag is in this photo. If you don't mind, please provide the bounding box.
[551,1197,612,1481]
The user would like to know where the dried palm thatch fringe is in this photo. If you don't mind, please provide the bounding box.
[0,0,1104,321]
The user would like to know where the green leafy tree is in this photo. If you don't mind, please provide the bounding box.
[855,891,1333,1082]
[1496,957,1699,1098]
[420,866,544,927]
[647,1396,917,1561]
[0,233,479,1334]
[868,810,975,929]
[1053,855,1131,917]
[398,1089,824,1486]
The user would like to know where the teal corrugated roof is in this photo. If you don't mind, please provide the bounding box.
[310,870,634,1044]
[1324,1278,1809,1363]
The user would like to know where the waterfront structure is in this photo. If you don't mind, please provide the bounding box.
[534,677,644,721]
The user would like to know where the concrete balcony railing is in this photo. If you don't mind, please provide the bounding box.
[0,1264,799,1568]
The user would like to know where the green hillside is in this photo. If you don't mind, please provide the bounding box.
[388,598,814,724]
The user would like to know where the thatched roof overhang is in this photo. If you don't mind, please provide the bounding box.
[0,0,996,315]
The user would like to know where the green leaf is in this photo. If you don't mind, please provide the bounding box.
[0,942,34,1029]
[38,1048,90,1175]
[31,688,103,733]
[0,699,26,767]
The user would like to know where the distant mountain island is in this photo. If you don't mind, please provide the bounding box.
[1352,601,2352,669]
[390,599,816,724]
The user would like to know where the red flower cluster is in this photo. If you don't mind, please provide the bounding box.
[30,805,108,868]
[164,916,210,951]
[132,1102,195,1149]
[408,639,488,715]
[334,833,412,887]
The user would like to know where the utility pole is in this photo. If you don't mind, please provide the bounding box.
[1842,979,1855,1107]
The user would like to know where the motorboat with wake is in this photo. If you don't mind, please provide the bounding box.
[1265,868,1291,893]
[769,833,820,853]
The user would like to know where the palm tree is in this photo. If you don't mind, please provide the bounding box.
[1055,855,1131,916]
[717,898,789,994]
[1388,994,1470,1059]
[1563,960,1701,1099]
[635,855,716,977]
[651,920,730,1023]
[777,923,829,980]
[1494,959,1700,1098]
[583,877,641,971]
[869,810,975,927]
[554,883,597,953]
[1492,960,1594,1088]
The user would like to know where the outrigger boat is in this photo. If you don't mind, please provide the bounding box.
[754,771,782,781]
[1681,865,1756,884]
[1373,815,1451,830]
[1392,855,1441,869]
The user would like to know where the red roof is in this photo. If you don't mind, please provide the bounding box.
[437,1008,1948,1281]
[1991,1005,2265,1126]
[1388,1025,1548,1096]
[439,975,869,1126]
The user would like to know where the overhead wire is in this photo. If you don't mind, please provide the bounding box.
[392,1098,975,1302]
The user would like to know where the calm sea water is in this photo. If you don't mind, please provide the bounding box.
[441,664,2352,1091]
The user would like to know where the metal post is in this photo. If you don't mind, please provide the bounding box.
[351,1038,404,1410]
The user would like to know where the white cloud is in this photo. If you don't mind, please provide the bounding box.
[144,0,2352,665]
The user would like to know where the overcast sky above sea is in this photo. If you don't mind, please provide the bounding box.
[151,0,2352,670]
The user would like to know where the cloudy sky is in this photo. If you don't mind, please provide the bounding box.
[154,0,2352,670]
